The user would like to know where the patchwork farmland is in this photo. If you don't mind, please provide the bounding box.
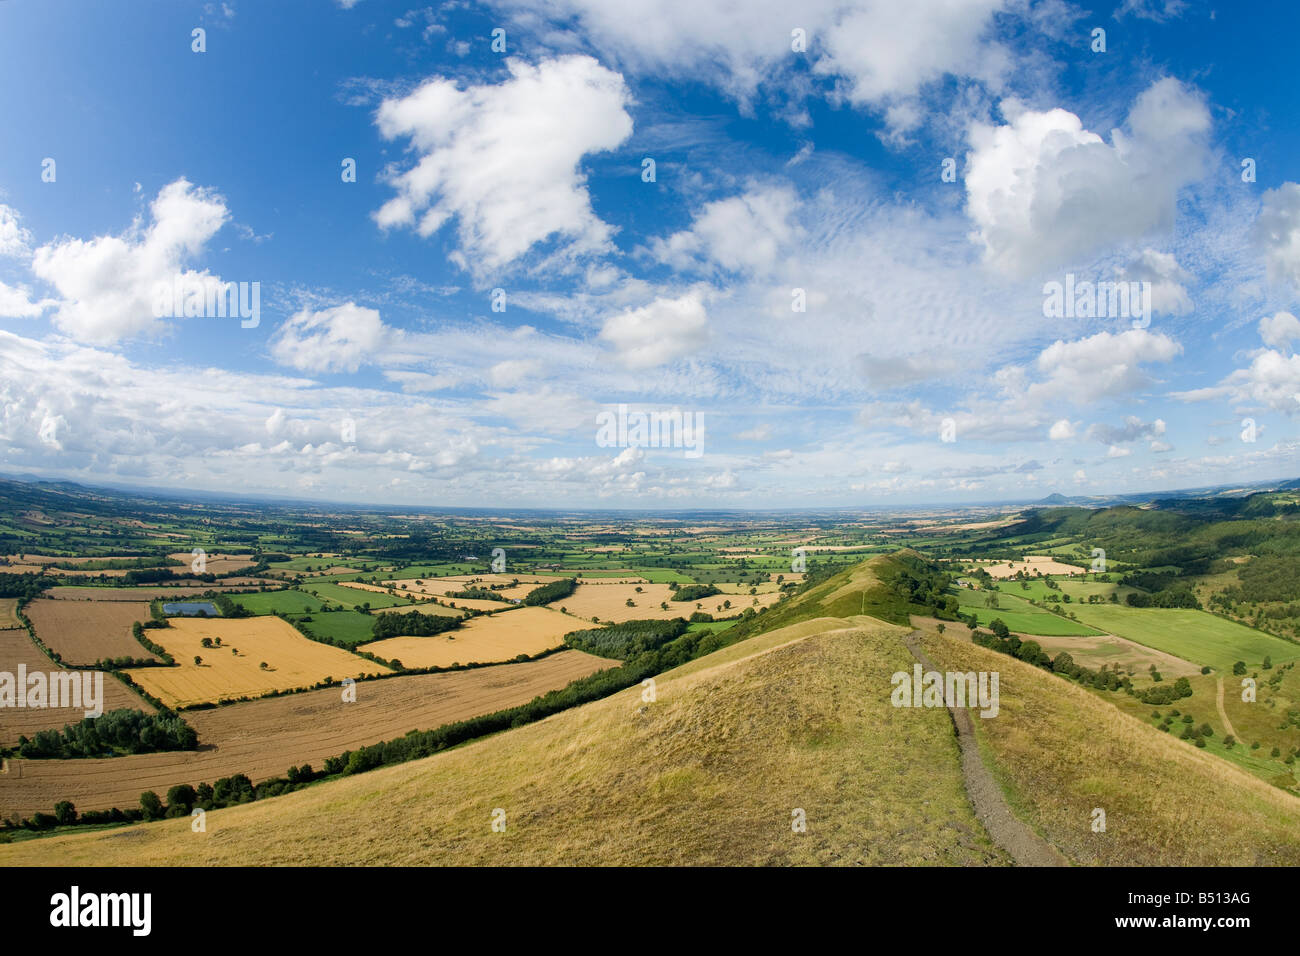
[0,649,615,819]
[125,617,390,708]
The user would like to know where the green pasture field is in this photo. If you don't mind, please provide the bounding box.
[298,580,414,609]
[289,610,380,646]
[950,587,1104,637]
[1068,604,1300,673]
[229,589,324,615]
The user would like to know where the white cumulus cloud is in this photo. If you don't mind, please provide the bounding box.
[374,55,633,275]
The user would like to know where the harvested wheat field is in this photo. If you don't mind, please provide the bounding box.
[0,650,615,820]
[1021,632,1201,678]
[341,580,516,612]
[25,599,159,665]
[125,617,390,708]
[0,629,153,745]
[362,606,575,668]
[394,574,560,602]
[166,552,255,574]
[555,582,782,624]
[0,598,21,629]
[980,555,1087,579]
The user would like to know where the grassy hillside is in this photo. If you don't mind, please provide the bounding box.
[923,631,1300,865]
[0,616,1005,866]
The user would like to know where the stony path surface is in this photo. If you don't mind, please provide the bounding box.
[904,630,1067,867]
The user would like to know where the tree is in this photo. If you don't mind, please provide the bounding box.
[194,655,202,666]
[54,801,77,826]
[989,618,1010,639]
[1233,661,1247,676]
[140,790,165,820]
[166,784,196,811]
[260,661,268,670]
[936,623,945,634]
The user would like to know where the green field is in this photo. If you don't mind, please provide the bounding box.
[298,581,414,609]
[1069,604,1300,673]
[229,589,324,615]
[687,619,738,635]
[290,610,381,646]
[951,587,1104,637]
[1010,576,1140,604]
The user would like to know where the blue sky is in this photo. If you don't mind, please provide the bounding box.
[0,0,1298,508]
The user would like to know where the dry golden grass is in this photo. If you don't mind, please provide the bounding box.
[361,606,575,668]
[124,618,390,708]
[922,632,1300,865]
[1,617,1004,866]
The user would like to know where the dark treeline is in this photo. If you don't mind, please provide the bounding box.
[7,709,198,758]
[564,618,689,659]
[0,572,53,600]
[670,583,721,602]
[211,592,251,617]
[370,609,462,640]
[131,621,175,665]
[522,577,576,605]
[321,614,761,779]
[446,587,509,602]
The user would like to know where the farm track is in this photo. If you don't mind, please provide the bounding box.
[1215,676,1239,742]
[903,630,1067,867]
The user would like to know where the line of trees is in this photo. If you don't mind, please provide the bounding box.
[7,709,198,758]
[522,577,577,606]
[563,618,689,659]
[370,609,462,640]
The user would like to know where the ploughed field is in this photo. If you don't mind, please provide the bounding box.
[0,649,615,820]
[0,629,153,745]
[24,599,159,665]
